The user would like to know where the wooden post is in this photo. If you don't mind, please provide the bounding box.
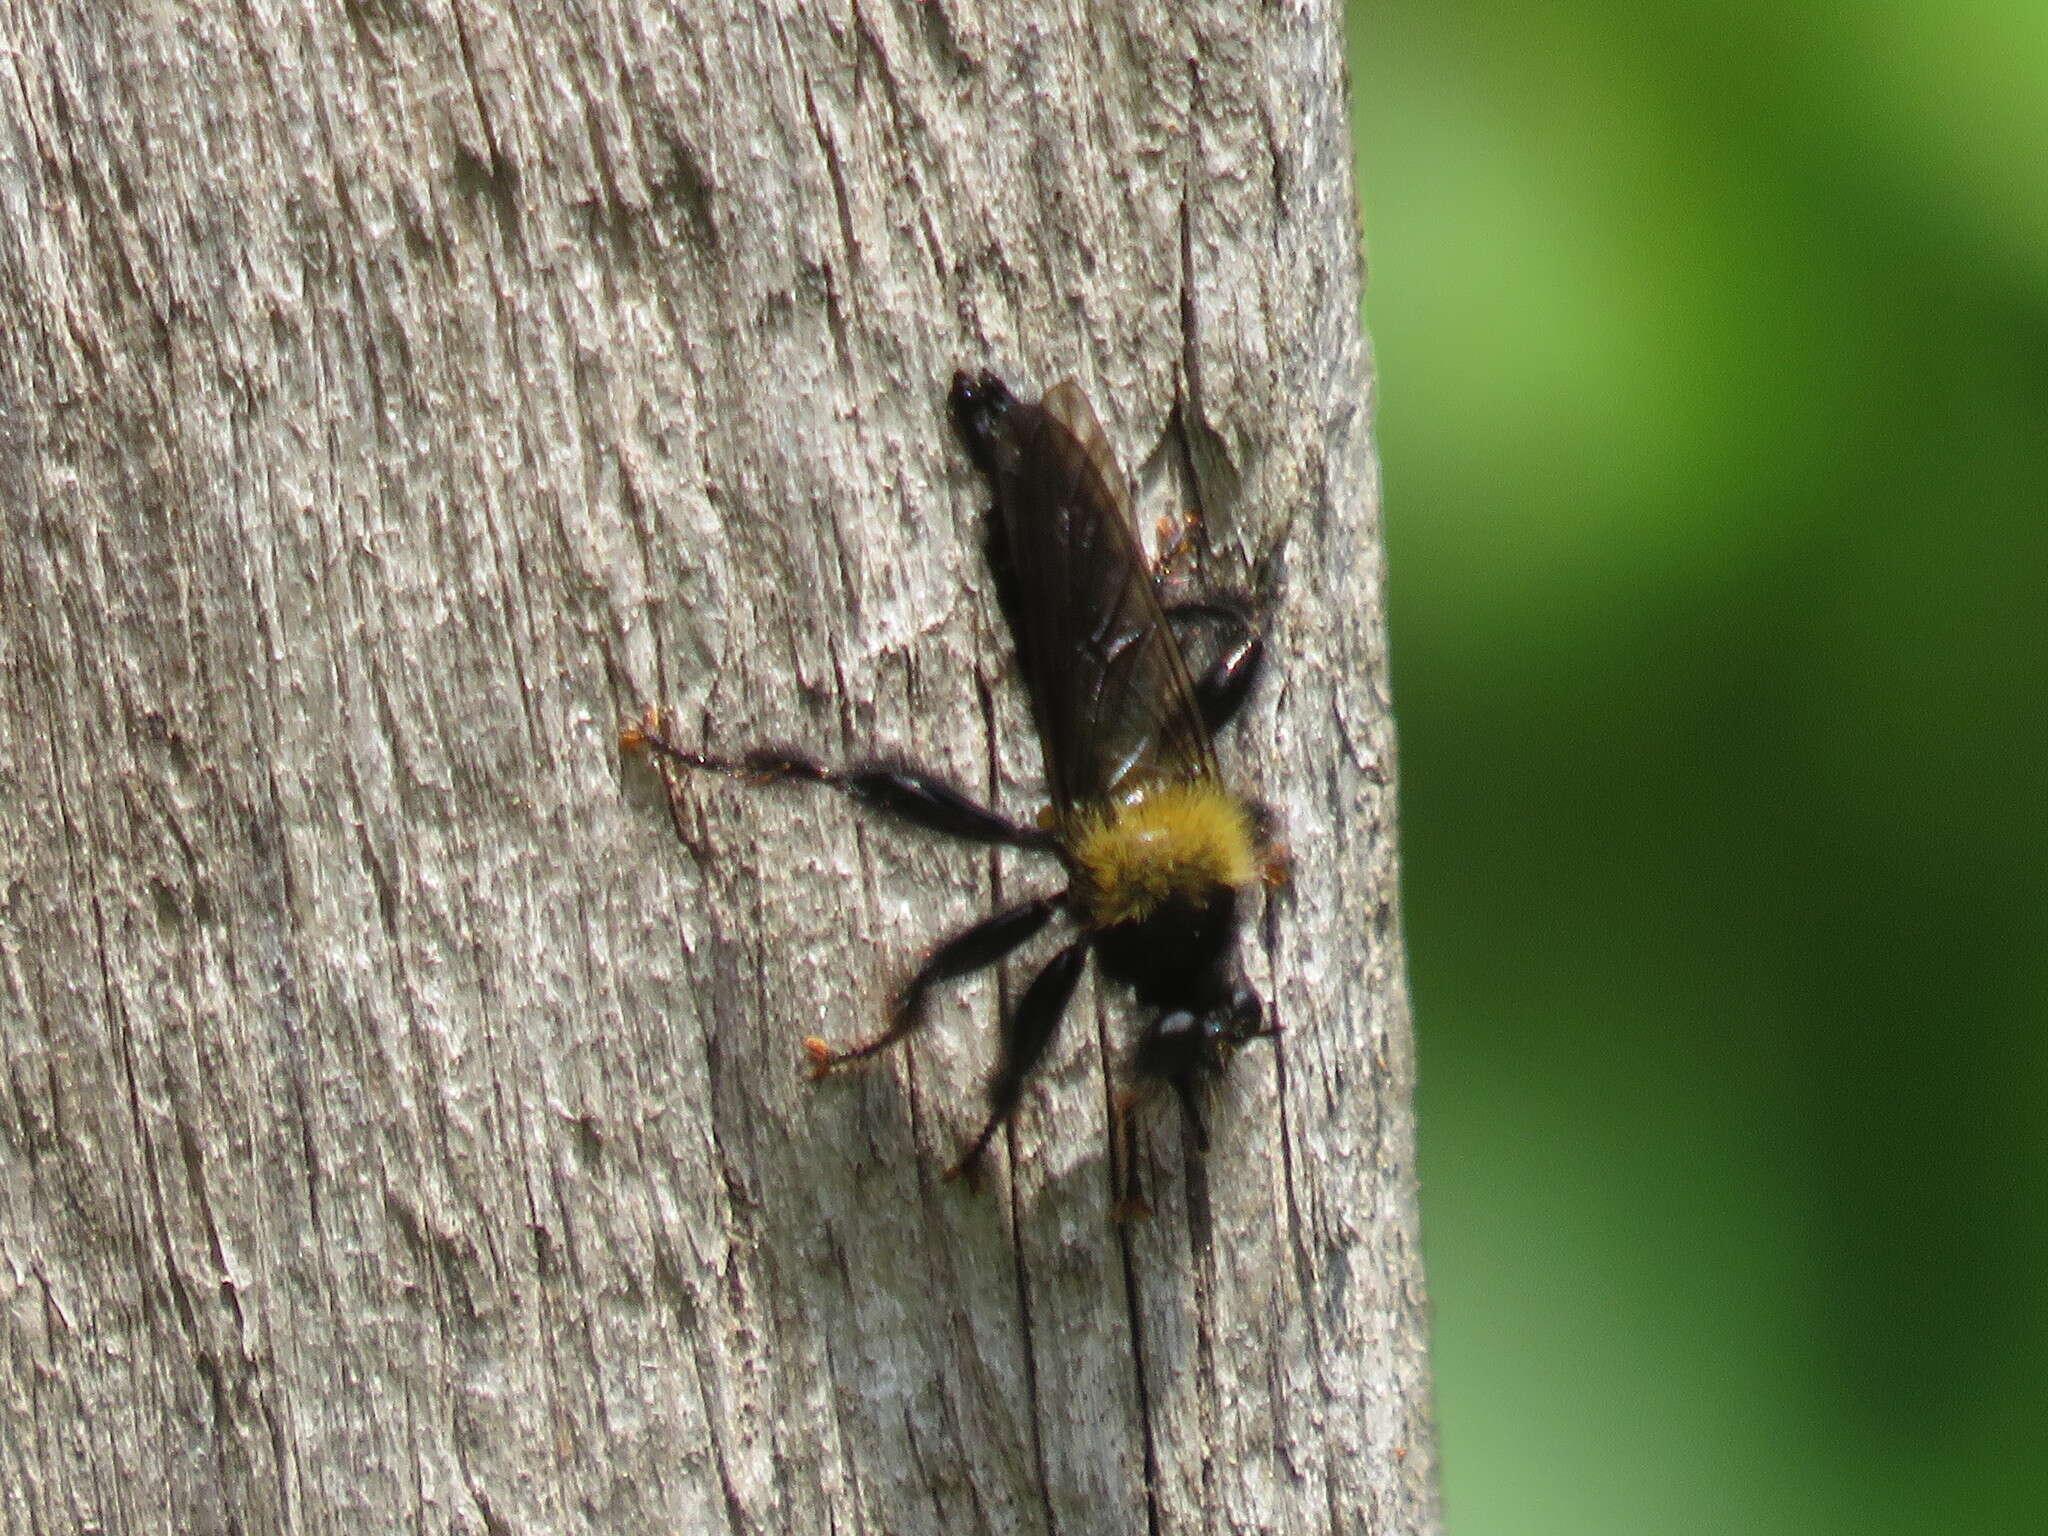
[0,3,1436,1530]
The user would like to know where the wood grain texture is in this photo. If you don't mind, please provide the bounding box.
[0,2,1436,1531]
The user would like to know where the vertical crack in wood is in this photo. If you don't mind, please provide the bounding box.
[1179,1130,1222,1521]
[1177,181,1204,446]
[797,70,857,379]
[978,664,1058,1536]
[1102,995,1163,1536]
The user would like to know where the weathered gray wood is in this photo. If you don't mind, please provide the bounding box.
[0,3,1436,1531]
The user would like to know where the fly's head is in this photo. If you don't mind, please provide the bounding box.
[1132,980,1272,1085]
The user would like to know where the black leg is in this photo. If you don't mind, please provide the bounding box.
[832,763,1053,849]
[1164,598,1265,736]
[623,716,1052,851]
[944,938,1090,1186]
[803,894,1062,1075]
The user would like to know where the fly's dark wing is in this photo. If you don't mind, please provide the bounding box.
[980,379,1217,814]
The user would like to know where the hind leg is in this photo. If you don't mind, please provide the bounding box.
[624,717,1052,851]
[1164,599,1265,736]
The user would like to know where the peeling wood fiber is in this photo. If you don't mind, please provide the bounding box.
[0,2,1436,1532]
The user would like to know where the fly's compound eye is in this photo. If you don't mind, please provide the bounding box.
[1225,985,1271,1043]
[970,369,1010,410]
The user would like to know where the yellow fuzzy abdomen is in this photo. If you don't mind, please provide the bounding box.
[1068,782,1260,927]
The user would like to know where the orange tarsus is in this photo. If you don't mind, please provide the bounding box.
[1154,508,1202,579]
[1262,841,1294,888]
[620,705,667,755]
[801,1037,840,1080]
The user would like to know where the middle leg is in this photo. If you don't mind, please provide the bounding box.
[803,893,1063,1076]
[943,938,1091,1187]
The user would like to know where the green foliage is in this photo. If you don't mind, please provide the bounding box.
[1348,2,2048,1528]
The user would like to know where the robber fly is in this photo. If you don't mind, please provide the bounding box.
[624,371,1279,1211]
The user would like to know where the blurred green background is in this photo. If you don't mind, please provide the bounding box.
[1346,2,2048,1530]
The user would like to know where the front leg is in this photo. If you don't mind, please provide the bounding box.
[623,717,1054,851]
